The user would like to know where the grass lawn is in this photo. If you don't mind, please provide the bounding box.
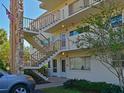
[42,86,81,93]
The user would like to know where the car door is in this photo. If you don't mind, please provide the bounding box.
[0,72,8,93]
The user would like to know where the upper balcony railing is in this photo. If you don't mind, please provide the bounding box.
[23,17,39,33]
[23,0,102,33]
[31,10,61,30]
[69,0,102,15]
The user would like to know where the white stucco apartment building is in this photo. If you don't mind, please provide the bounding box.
[23,0,124,84]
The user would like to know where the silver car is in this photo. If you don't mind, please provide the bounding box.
[0,69,35,93]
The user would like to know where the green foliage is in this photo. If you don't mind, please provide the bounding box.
[0,29,7,45]
[0,29,9,70]
[63,80,123,93]
[76,2,124,92]
[0,59,6,70]
[77,2,124,53]
[43,86,81,93]
[24,47,30,62]
[38,66,48,77]
[0,41,10,62]
[76,26,90,33]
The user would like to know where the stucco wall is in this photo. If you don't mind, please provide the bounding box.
[48,50,119,84]
[66,56,118,84]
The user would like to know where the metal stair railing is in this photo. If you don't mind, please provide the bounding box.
[23,9,61,32]
[34,10,61,31]
[35,39,61,65]
[32,70,48,81]
[24,39,61,67]
[33,36,50,49]
[23,17,39,32]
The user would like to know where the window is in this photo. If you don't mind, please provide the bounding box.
[70,31,79,36]
[111,14,122,27]
[53,59,57,72]
[69,56,90,70]
[69,26,90,36]
[48,61,51,68]
[112,54,124,67]
[40,39,49,46]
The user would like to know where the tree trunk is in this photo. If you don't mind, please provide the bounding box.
[118,59,124,93]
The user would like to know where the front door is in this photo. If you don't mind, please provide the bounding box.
[61,59,66,77]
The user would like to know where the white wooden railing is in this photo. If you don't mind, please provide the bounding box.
[31,10,61,31]
[23,0,102,33]
[69,0,102,15]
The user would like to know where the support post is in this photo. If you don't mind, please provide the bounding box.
[10,0,24,73]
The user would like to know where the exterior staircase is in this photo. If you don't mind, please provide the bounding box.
[32,70,48,81]
[22,17,62,80]
[23,38,61,80]
[23,40,61,69]
[24,69,49,84]
[24,33,46,52]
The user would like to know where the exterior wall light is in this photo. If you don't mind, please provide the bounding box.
[62,25,65,28]
[6,66,10,71]
[62,52,65,55]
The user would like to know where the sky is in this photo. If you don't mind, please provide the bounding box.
[0,0,46,46]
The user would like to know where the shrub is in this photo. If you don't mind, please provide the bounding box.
[0,59,6,71]
[63,79,123,93]
[38,66,48,77]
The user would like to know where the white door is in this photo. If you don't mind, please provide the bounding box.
[60,59,66,77]
[61,34,66,50]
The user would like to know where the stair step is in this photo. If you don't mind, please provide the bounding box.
[24,46,60,69]
[32,70,48,81]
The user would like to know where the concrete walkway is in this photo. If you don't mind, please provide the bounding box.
[36,77,68,89]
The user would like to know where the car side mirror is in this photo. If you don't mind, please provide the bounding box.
[0,73,3,78]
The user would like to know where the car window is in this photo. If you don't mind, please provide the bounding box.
[0,69,9,75]
[0,72,3,75]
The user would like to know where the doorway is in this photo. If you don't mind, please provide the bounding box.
[61,59,66,77]
[61,34,66,50]
[53,59,57,73]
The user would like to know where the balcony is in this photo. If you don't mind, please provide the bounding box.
[23,9,61,33]
[68,0,102,15]
[24,0,124,34]
[50,33,85,52]
[23,0,103,34]
[23,17,39,34]
[39,0,67,11]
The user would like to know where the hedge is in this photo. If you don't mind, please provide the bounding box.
[63,79,123,93]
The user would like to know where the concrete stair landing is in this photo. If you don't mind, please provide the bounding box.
[36,77,68,89]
